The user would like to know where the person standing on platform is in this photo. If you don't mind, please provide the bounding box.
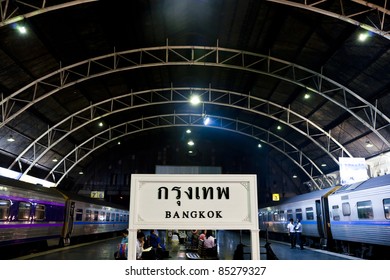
[295,219,304,250]
[287,218,296,249]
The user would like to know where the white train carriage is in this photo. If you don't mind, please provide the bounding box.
[259,186,339,240]
[327,175,390,247]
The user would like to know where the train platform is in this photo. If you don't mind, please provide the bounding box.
[13,232,360,260]
[260,238,361,260]
[14,230,254,260]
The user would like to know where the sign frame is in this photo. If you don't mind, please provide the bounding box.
[128,174,259,260]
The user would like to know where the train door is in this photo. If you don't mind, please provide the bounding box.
[61,200,75,246]
[315,200,325,238]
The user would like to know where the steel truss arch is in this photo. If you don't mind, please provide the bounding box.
[47,112,331,190]
[0,0,97,28]
[267,0,390,40]
[1,45,388,148]
[9,86,351,177]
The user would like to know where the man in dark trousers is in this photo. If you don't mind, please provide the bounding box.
[287,218,296,248]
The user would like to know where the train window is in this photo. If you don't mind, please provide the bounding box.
[93,211,99,221]
[106,212,111,221]
[85,209,92,221]
[111,213,115,221]
[100,211,106,221]
[331,205,340,221]
[75,209,83,221]
[295,208,302,221]
[116,213,119,221]
[18,202,31,220]
[272,211,278,221]
[287,209,293,221]
[34,204,45,220]
[384,199,390,219]
[357,200,373,219]
[305,207,314,220]
[342,202,351,216]
[0,200,10,220]
[267,212,272,221]
[280,210,286,222]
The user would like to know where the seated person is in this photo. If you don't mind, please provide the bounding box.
[149,230,167,258]
[199,230,207,241]
[114,229,129,260]
[203,231,215,248]
[136,231,154,260]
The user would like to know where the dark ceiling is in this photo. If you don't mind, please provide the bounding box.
[0,0,389,197]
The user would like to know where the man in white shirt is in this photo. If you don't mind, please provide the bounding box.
[295,219,304,250]
[287,218,296,249]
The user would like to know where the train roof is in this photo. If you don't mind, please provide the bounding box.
[259,187,337,209]
[0,175,66,199]
[333,174,390,194]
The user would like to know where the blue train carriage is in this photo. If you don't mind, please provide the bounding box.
[0,176,67,257]
[327,175,390,258]
[259,186,338,242]
[57,190,129,246]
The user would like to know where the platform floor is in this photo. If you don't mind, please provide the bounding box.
[261,239,360,260]
[15,230,253,260]
[14,231,358,260]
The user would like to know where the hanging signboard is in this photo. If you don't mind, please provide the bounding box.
[128,174,259,260]
[339,157,369,185]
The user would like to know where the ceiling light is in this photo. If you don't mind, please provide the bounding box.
[366,141,373,148]
[187,140,194,146]
[203,116,210,126]
[258,143,262,148]
[79,171,84,175]
[17,26,27,34]
[358,32,369,42]
[190,95,201,105]
[117,141,121,145]
[98,122,104,127]
[7,135,15,142]
[293,175,297,178]
[304,93,310,99]
[277,125,282,130]
[186,129,191,134]
[52,157,58,162]
[321,163,327,167]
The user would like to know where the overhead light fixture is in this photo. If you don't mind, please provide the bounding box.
[277,125,282,130]
[258,143,262,148]
[321,163,327,167]
[79,171,84,175]
[186,129,191,134]
[203,116,210,126]
[17,25,27,34]
[52,157,58,162]
[187,140,194,146]
[190,95,201,105]
[366,141,373,148]
[7,135,15,142]
[292,175,297,178]
[304,93,310,99]
[98,122,104,127]
[358,32,369,42]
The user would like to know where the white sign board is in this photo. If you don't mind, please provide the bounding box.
[339,157,369,185]
[128,174,259,259]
